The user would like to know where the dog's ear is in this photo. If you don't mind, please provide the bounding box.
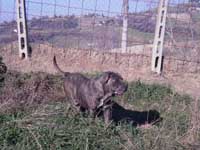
[98,72,110,85]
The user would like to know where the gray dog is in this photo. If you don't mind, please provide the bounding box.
[53,56,127,124]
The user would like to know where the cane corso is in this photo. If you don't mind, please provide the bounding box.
[53,56,127,124]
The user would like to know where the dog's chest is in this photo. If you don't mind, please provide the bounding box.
[77,82,104,107]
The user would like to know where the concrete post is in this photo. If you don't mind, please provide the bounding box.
[121,0,129,53]
[16,0,30,59]
[151,0,169,74]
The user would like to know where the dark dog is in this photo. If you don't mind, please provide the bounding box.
[53,56,127,124]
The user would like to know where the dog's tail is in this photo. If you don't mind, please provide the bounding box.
[53,56,65,75]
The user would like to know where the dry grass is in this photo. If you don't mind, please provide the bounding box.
[0,71,199,150]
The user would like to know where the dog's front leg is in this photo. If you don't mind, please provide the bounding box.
[103,104,113,124]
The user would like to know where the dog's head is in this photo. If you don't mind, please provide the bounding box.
[97,71,128,96]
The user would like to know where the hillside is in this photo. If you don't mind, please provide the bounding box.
[0,13,155,49]
[0,4,200,54]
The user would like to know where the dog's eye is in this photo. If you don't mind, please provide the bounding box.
[110,78,116,82]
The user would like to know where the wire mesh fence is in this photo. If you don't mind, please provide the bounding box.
[0,0,200,73]
[166,0,200,61]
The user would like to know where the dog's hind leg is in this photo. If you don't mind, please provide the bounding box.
[68,98,81,114]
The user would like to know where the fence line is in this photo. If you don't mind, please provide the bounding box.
[0,0,200,73]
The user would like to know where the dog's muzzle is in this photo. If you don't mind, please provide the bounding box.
[114,83,128,96]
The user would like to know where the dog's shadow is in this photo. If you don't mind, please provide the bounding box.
[110,102,162,126]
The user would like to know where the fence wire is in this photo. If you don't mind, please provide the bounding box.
[166,0,200,61]
[0,0,200,73]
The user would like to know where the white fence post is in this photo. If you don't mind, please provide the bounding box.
[151,0,169,74]
[121,0,129,53]
[16,0,30,59]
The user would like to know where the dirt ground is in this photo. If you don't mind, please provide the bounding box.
[0,42,200,99]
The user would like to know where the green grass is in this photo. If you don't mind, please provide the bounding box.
[0,72,198,150]
[0,103,124,150]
